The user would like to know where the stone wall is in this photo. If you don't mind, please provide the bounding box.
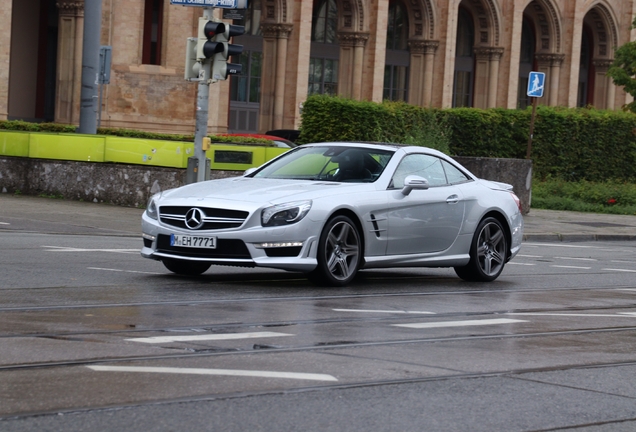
[0,156,532,213]
[455,156,532,215]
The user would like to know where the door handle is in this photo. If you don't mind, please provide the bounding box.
[446,195,459,204]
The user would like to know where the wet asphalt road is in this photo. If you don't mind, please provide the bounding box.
[1,197,636,431]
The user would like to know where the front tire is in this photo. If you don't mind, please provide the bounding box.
[162,258,211,276]
[309,215,362,286]
[454,217,508,282]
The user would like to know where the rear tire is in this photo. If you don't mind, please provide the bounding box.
[309,215,361,286]
[454,217,508,282]
[162,259,211,276]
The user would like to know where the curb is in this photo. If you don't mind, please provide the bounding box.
[523,233,636,243]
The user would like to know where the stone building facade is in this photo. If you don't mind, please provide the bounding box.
[1,0,635,135]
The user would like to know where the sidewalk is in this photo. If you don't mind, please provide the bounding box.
[0,194,635,241]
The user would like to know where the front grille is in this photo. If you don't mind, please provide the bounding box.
[157,235,251,259]
[159,206,249,230]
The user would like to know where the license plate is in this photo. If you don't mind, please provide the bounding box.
[170,234,217,249]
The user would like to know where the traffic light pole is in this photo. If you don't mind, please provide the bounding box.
[78,0,102,134]
[194,8,214,183]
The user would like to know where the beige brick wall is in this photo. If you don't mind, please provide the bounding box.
[1,0,635,132]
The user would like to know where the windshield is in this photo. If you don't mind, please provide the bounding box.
[251,146,395,183]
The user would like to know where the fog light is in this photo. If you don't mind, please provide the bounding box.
[142,233,156,241]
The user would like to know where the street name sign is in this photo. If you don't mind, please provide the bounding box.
[170,0,248,9]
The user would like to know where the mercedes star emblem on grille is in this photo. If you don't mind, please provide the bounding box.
[184,208,204,230]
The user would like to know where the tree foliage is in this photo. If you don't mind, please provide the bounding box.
[607,17,636,112]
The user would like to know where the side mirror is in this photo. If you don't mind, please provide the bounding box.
[401,175,429,195]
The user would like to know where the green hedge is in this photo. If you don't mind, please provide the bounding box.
[298,95,636,182]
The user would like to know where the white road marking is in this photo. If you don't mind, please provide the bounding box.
[508,313,636,318]
[517,254,543,258]
[551,265,592,270]
[127,331,293,344]
[618,313,636,316]
[603,268,636,273]
[42,246,138,254]
[333,308,436,315]
[392,318,526,329]
[508,262,536,266]
[86,365,338,382]
[611,260,636,264]
[88,267,161,275]
[555,257,597,261]
[0,222,10,225]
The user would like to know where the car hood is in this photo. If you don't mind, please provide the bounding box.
[159,177,354,205]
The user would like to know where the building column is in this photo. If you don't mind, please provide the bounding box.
[408,40,439,107]
[535,53,564,106]
[261,23,293,132]
[55,1,84,125]
[473,47,504,109]
[337,31,369,100]
[274,24,293,130]
[592,59,615,110]
[487,48,504,108]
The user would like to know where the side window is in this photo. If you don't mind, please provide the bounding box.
[442,160,470,184]
[391,154,448,188]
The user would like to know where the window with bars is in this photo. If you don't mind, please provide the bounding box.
[230,51,262,104]
[384,0,409,102]
[309,0,339,95]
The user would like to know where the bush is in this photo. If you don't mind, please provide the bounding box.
[299,95,451,154]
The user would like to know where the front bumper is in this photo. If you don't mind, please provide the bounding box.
[141,212,320,273]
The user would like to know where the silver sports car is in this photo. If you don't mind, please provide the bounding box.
[141,142,523,286]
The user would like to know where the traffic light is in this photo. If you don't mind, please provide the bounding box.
[184,37,201,80]
[196,17,244,82]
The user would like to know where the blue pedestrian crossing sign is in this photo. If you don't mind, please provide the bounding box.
[527,71,545,98]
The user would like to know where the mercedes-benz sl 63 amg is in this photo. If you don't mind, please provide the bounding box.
[141,143,523,286]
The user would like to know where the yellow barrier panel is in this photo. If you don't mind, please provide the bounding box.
[29,133,105,162]
[104,136,189,168]
[0,131,30,157]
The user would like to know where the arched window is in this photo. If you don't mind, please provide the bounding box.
[517,18,535,109]
[453,8,474,107]
[309,0,339,95]
[384,0,409,101]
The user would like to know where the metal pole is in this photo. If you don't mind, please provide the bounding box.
[78,0,102,134]
[526,97,538,160]
[193,8,214,183]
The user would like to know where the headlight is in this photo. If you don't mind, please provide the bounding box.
[261,200,312,227]
[145,195,159,220]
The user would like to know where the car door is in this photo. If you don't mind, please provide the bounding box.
[386,154,465,255]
